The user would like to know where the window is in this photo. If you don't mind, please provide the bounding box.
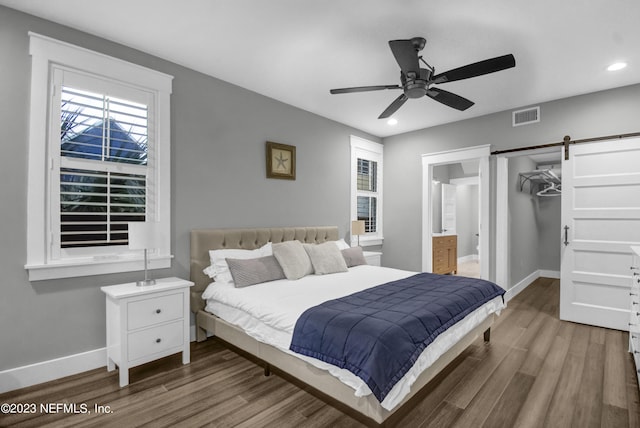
[25,33,173,280]
[351,136,383,246]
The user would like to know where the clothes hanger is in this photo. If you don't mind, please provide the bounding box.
[537,181,561,197]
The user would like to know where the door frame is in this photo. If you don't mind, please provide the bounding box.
[421,145,490,278]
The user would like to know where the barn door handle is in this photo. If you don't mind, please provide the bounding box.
[563,225,569,246]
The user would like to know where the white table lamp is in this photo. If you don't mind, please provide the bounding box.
[351,220,365,246]
[128,222,160,286]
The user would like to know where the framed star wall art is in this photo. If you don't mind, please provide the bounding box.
[266,141,296,180]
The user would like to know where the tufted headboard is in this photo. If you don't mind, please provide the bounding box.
[189,226,339,313]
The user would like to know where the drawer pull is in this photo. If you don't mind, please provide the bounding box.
[155,338,162,344]
[631,293,638,296]
[156,309,162,314]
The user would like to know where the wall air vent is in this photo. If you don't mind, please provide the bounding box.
[512,106,540,127]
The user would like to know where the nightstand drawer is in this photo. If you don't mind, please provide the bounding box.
[127,320,184,361]
[127,293,183,330]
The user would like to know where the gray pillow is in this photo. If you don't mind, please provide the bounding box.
[304,242,348,275]
[272,240,314,280]
[226,255,285,287]
[341,246,368,267]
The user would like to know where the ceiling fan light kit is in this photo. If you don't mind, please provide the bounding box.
[330,36,516,119]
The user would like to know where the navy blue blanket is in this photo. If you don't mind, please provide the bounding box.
[289,273,505,402]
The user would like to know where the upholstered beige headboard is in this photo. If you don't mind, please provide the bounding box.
[189,226,339,313]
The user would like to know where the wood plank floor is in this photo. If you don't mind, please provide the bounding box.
[1,277,639,427]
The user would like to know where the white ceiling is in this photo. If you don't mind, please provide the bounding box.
[3,0,639,138]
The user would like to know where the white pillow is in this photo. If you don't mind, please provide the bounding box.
[203,242,272,283]
[332,238,350,250]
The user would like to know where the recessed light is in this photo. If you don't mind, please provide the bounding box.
[387,118,398,126]
[607,62,627,71]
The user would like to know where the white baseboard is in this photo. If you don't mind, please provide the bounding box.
[0,348,106,394]
[0,329,201,394]
[505,270,539,302]
[540,269,560,279]
[504,269,560,303]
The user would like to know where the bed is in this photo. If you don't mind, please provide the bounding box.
[189,226,504,425]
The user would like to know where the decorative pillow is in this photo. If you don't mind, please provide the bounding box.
[341,246,368,267]
[272,240,314,280]
[332,238,350,250]
[226,255,285,288]
[203,242,272,283]
[304,242,348,275]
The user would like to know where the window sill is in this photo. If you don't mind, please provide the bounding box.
[25,255,173,281]
[350,237,384,247]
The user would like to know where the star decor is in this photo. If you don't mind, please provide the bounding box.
[266,141,296,180]
[274,152,289,170]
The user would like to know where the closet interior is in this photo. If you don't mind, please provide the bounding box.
[508,153,562,288]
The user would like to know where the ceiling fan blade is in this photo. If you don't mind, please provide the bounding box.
[426,88,474,111]
[431,54,515,84]
[330,85,401,94]
[378,93,408,119]
[389,40,420,76]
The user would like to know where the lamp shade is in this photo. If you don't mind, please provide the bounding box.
[351,220,365,236]
[128,222,160,250]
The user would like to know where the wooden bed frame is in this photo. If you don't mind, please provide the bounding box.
[189,226,495,426]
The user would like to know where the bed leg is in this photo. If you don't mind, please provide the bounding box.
[196,324,208,342]
[264,364,271,377]
[484,327,491,342]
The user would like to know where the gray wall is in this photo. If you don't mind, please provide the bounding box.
[536,191,562,272]
[507,157,540,286]
[0,6,378,373]
[383,81,640,276]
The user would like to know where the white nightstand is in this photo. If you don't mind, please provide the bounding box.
[363,251,382,266]
[101,277,194,387]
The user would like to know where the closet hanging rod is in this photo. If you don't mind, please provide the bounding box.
[491,131,640,160]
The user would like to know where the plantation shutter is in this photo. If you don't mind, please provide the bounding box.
[55,71,152,250]
[356,158,378,233]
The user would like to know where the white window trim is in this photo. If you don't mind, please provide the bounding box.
[25,33,174,281]
[350,136,384,247]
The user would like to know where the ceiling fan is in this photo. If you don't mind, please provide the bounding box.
[329,37,516,119]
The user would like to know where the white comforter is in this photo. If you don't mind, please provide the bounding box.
[202,265,504,410]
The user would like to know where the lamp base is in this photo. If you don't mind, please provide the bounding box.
[136,279,156,287]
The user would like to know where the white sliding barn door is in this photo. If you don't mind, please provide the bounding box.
[560,137,640,330]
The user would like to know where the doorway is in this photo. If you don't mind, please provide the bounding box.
[495,148,562,298]
[432,167,480,277]
[421,145,490,279]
